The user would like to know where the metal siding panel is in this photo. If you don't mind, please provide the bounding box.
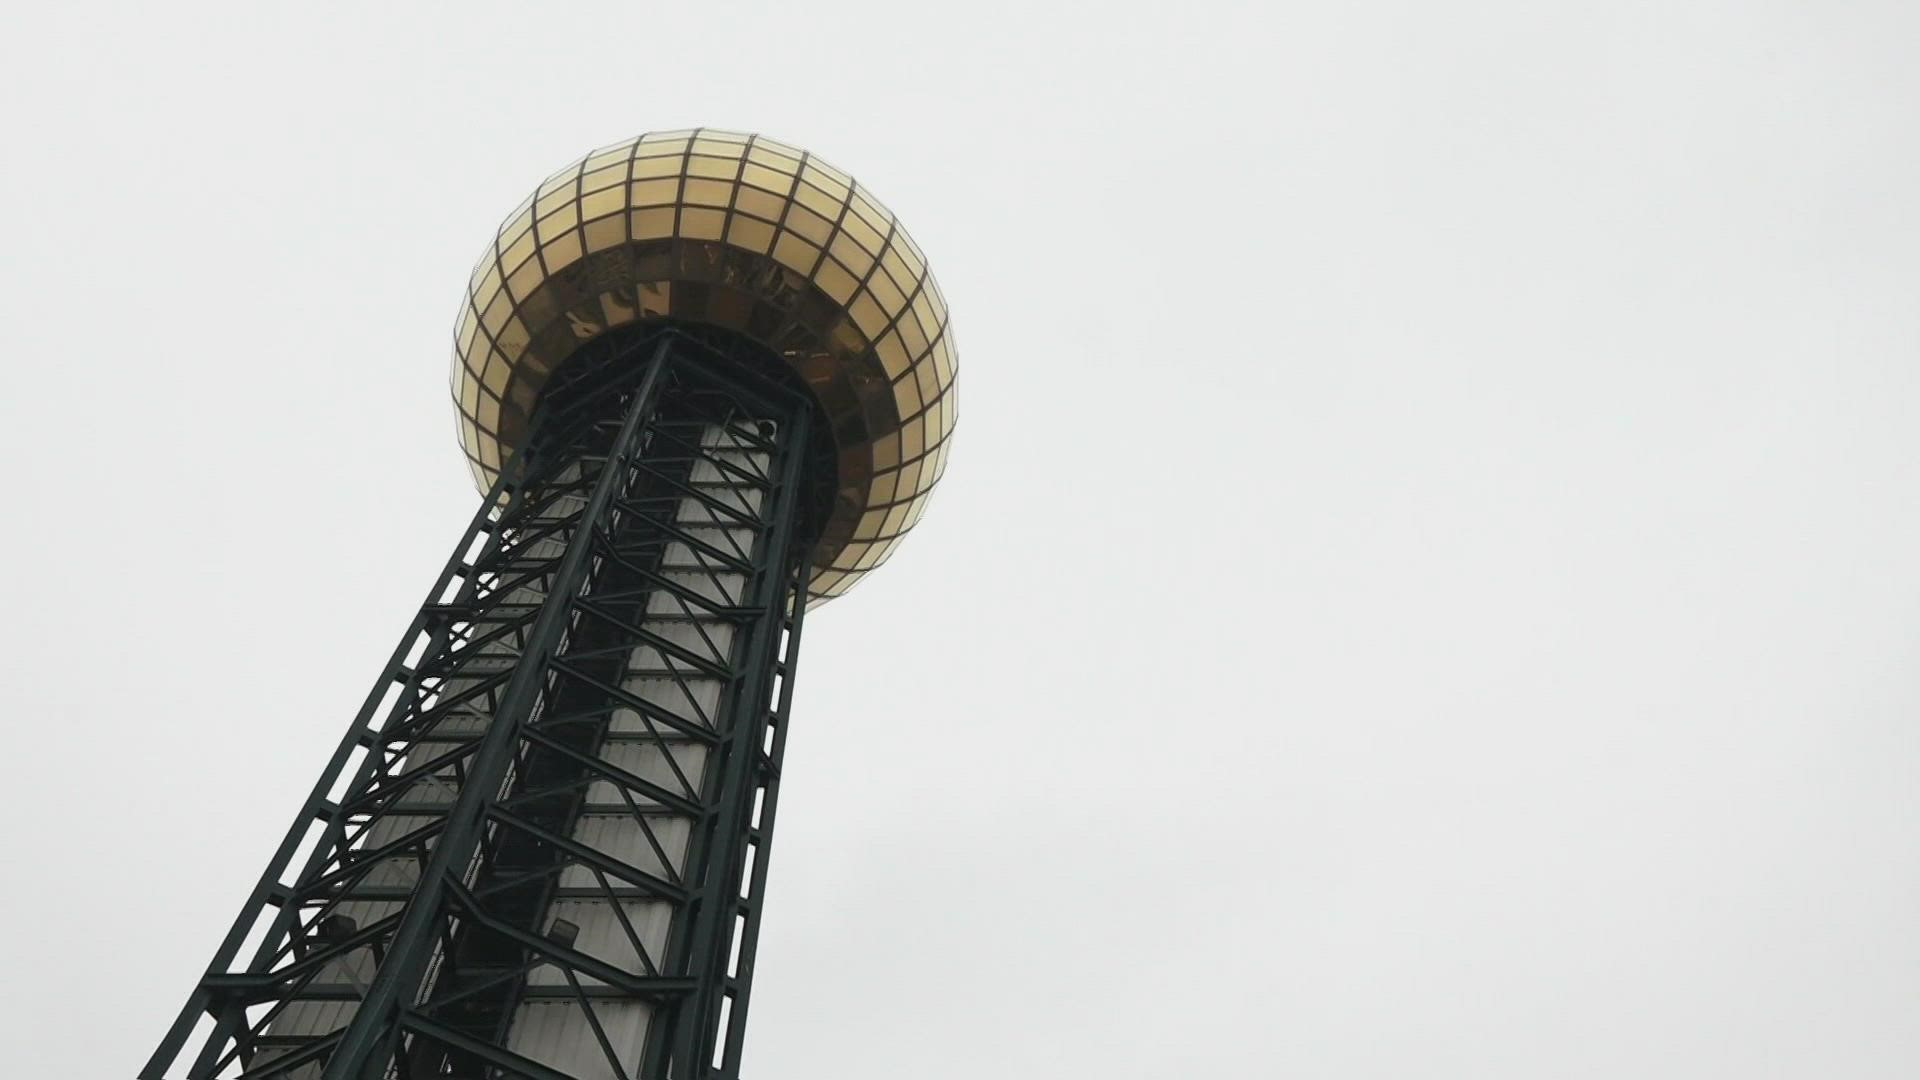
[527,898,676,986]
[507,1001,653,1080]
[560,815,690,887]
[586,739,709,804]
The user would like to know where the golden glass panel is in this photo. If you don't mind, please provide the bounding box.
[506,259,543,302]
[741,163,793,195]
[848,291,887,339]
[897,310,929,356]
[866,266,905,312]
[770,232,818,275]
[725,215,775,255]
[678,207,725,241]
[631,155,680,179]
[583,216,625,253]
[880,504,910,536]
[840,213,884,257]
[583,145,631,171]
[783,205,833,245]
[892,233,925,281]
[914,359,939,404]
[582,163,627,194]
[498,203,535,246]
[799,164,848,198]
[473,260,502,302]
[741,151,794,176]
[922,277,949,323]
[630,207,675,240]
[928,397,950,441]
[481,357,510,395]
[849,189,889,226]
[828,232,874,279]
[480,291,511,334]
[579,186,625,221]
[890,373,920,417]
[536,204,580,239]
[457,306,480,351]
[806,155,850,186]
[542,231,584,271]
[536,166,578,198]
[452,128,955,606]
[734,186,787,222]
[629,178,680,207]
[682,179,734,208]
[875,331,909,379]
[500,230,537,274]
[813,259,858,305]
[535,185,577,220]
[932,337,953,385]
[792,181,843,221]
[685,156,739,180]
[876,251,913,300]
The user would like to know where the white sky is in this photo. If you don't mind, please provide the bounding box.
[1,3,1917,1077]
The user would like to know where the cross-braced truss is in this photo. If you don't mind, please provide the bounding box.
[145,332,816,1080]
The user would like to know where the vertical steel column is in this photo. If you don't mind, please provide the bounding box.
[324,352,672,1077]
[657,393,811,1080]
[712,564,810,1078]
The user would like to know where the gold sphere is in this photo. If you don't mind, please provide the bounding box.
[452,129,956,604]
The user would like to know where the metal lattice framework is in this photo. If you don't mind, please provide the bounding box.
[145,331,816,1079]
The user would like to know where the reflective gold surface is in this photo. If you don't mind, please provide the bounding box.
[453,128,955,604]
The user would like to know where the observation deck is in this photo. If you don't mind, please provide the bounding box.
[452,129,957,604]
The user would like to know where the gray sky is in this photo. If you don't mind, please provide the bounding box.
[2,2,1917,1076]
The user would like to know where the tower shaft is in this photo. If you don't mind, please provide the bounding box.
[145,333,814,1080]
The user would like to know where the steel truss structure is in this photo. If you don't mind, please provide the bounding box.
[146,331,818,1080]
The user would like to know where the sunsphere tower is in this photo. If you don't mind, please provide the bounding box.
[145,128,955,1080]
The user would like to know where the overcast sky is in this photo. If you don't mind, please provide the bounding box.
[2,3,1917,1077]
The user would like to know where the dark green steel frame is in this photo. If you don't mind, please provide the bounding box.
[143,330,817,1079]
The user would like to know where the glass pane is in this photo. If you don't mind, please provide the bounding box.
[726,215,775,255]
[679,207,725,240]
[687,155,739,179]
